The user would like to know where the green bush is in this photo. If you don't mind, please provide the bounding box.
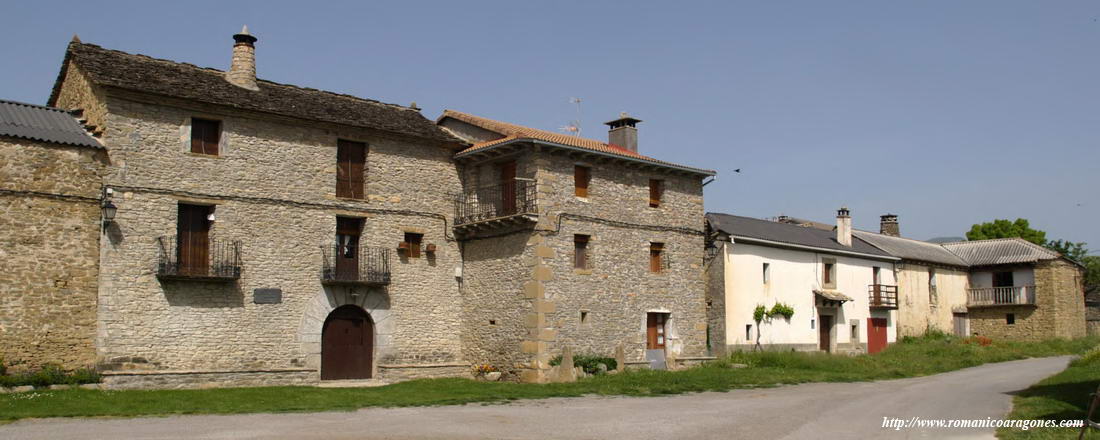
[549,354,618,375]
[0,364,101,388]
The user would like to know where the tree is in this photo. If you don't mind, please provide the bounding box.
[1045,239,1088,263]
[1083,256,1100,294]
[965,218,1046,245]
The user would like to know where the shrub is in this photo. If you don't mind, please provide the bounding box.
[0,364,101,388]
[768,303,795,320]
[549,354,618,375]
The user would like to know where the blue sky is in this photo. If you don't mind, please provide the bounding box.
[3,1,1098,251]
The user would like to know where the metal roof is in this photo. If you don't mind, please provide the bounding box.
[853,230,969,267]
[0,99,102,148]
[706,213,895,259]
[941,238,1062,266]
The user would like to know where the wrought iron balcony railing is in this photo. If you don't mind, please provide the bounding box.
[454,180,538,227]
[156,236,242,281]
[868,284,898,309]
[967,286,1036,307]
[320,245,391,285]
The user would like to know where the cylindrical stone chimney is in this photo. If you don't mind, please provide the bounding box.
[836,207,852,247]
[880,214,900,237]
[226,26,258,91]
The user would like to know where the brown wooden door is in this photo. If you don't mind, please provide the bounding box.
[818,315,832,352]
[335,218,362,281]
[177,204,210,276]
[646,313,667,349]
[321,305,374,380]
[336,140,366,199]
[499,161,517,215]
[867,318,888,354]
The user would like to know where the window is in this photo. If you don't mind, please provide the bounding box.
[190,118,220,155]
[1006,313,1015,325]
[746,324,752,341]
[402,232,423,258]
[574,165,590,197]
[648,179,664,208]
[872,266,881,285]
[822,259,836,287]
[851,322,859,343]
[574,234,590,269]
[336,139,366,199]
[762,263,771,284]
[649,242,665,273]
[993,271,1014,288]
[928,267,938,303]
[580,311,589,326]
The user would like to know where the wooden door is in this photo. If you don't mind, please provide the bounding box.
[646,313,667,349]
[335,218,362,281]
[321,305,374,380]
[499,161,517,215]
[867,318,888,354]
[177,204,210,276]
[952,313,968,337]
[336,140,366,199]
[818,315,833,352]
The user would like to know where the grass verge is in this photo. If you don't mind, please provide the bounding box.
[997,346,1100,439]
[2,334,1096,422]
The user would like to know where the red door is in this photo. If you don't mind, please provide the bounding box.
[321,305,374,380]
[867,318,888,354]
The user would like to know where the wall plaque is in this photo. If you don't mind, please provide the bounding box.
[254,288,282,304]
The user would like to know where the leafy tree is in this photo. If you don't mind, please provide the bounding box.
[1045,239,1088,263]
[1083,256,1100,294]
[965,219,1046,245]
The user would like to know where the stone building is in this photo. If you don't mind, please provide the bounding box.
[0,99,106,372]
[3,29,714,387]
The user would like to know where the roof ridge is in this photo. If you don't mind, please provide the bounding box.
[853,229,946,246]
[0,99,69,113]
[71,41,422,114]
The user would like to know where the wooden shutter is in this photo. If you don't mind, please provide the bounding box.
[500,161,517,215]
[574,166,589,197]
[404,232,423,258]
[649,179,663,208]
[337,140,366,199]
[649,243,664,273]
[191,118,220,155]
[177,204,211,275]
[574,235,589,269]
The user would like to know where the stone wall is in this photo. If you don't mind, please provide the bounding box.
[704,242,728,356]
[0,137,105,372]
[1035,259,1086,339]
[968,259,1085,340]
[895,263,968,337]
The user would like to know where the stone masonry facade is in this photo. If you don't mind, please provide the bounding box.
[969,260,1086,341]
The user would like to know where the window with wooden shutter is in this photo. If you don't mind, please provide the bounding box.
[336,139,366,199]
[649,179,663,208]
[574,166,590,198]
[649,242,664,273]
[403,232,423,258]
[574,235,589,269]
[190,118,221,155]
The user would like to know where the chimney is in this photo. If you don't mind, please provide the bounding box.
[226,26,259,91]
[880,214,900,237]
[836,206,852,247]
[605,112,641,152]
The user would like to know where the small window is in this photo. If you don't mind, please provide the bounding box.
[580,311,589,326]
[489,320,496,326]
[1006,313,1015,325]
[648,179,664,208]
[763,262,771,284]
[928,267,938,303]
[574,165,590,197]
[746,324,752,341]
[823,260,835,286]
[574,234,590,269]
[403,232,423,258]
[649,242,665,273]
[190,118,220,155]
[851,322,859,343]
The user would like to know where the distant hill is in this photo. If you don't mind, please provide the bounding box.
[927,236,966,244]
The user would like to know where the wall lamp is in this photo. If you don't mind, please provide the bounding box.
[101,187,117,228]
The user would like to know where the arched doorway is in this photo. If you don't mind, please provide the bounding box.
[321,305,374,380]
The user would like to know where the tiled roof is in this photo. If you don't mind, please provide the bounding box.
[48,40,460,143]
[0,99,102,148]
[941,238,1062,266]
[706,212,895,259]
[441,110,715,176]
[854,230,969,267]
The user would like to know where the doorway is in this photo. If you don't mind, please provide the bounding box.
[819,315,833,352]
[867,317,888,354]
[646,312,668,370]
[321,305,374,380]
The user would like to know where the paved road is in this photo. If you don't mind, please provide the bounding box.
[1,356,1072,440]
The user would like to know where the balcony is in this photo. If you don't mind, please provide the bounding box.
[453,180,538,231]
[320,245,391,286]
[868,284,898,309]
[967,286,1036,307]
[156,236,242,282]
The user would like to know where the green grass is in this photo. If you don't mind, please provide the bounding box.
[998,346,1100,439]
[2,334,1096,422]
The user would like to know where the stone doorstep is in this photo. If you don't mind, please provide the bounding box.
[315,379,391,388]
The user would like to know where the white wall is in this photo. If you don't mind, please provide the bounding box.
[721,241,896,351]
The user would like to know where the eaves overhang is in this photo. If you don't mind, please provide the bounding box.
[453,137,717,177]
[730,235,900,262]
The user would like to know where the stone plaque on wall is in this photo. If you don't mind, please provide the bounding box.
[253,288,282,304]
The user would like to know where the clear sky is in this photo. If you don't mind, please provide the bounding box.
[3,1,1097,251]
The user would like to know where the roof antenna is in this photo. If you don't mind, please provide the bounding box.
[559,97,583,137]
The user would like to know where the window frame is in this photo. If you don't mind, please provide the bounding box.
[573,234,590,270]
[190,118,221,156]
[402,232,424,258]
[649,242,665,273]
[822,258,837,288]
[336,139,367,199]
[574,165,590,198]
[648,179,664,208]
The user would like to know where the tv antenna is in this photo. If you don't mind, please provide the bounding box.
[558,97,583,137]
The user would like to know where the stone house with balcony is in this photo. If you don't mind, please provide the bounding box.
[0,29,715,387]
[704,208,900,355]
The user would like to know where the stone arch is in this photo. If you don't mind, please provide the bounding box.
[299,285,392,373]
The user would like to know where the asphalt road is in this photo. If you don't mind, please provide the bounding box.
[0,356,1072,440]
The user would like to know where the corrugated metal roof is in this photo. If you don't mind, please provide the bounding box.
[941,238,1061,266]
[0,99,102,148]
[706,213,894,259]
[853,230,969,267]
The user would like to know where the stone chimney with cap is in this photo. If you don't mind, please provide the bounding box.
[226,26,258,91]
[605,112,641,152]
[880,214,900,237]
[836,207,852,247]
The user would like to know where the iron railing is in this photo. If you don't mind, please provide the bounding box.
[454,180,538,226]
[156,236,242,280]
[320,245,391,285]
[967,286,1036,307]
[868,284,898,308]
